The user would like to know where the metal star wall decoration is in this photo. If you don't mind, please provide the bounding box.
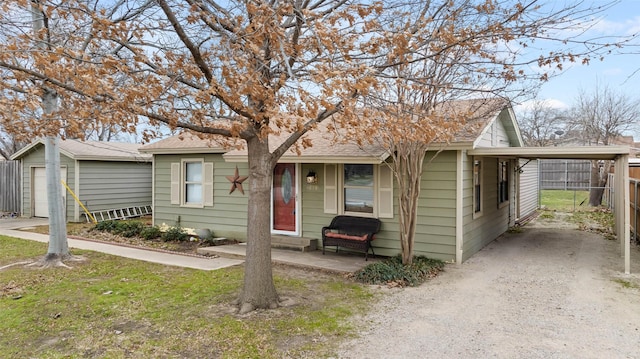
[226,166,248,194]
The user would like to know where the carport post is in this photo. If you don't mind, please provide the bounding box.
[616,155,631,274]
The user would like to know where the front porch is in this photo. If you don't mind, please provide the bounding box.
[197,239,379,273]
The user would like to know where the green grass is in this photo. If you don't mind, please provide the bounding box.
[540,189,592,211]
[540,190,615,237]
[612,278,640,289]
[0,236,374,358]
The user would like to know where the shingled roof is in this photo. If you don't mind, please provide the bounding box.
[139,133,228,154]
[138,97,515,162]
[11,139,151,162]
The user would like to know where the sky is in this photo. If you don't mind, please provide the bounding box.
[518,0,640,111]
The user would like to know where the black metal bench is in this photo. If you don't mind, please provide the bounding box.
[321,215,381,261]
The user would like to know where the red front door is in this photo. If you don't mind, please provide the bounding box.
[273,163,296,232]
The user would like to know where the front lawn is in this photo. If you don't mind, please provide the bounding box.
[0,236,373,358]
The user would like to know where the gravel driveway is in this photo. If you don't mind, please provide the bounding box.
[338,218,640,358]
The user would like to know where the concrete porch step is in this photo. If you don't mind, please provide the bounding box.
[271,235,318,252]
[196,235,318,257]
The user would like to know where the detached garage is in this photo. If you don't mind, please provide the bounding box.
[11,139,152,222]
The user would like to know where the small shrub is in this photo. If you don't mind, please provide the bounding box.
[162,226,189,242]
[92,220,145,238]
[140,226,162,240]
[113,221,145,237]
[353,255,445,286]
[93,220,118,232]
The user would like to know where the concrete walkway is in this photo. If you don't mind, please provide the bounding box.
[0,218,243,270]
[0,218,373,273]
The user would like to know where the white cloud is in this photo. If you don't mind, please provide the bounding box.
[591,15,640,36]
[515,98,569,114]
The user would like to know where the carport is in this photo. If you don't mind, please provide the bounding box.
[468,145,631,274]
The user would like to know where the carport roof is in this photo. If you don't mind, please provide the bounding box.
[471,144,632,275]
[468,145,630,160]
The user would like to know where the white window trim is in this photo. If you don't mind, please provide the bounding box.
[181,158,205,208]
[342,164,377,218]
[473,158,483,219]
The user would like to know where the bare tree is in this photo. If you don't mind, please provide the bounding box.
[518,100,570,146]
[569,84,640,205]
[0,129,27,159]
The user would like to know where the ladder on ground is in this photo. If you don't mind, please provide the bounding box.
[84,205,152,223]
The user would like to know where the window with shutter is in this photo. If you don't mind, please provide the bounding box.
[171,159,211,208]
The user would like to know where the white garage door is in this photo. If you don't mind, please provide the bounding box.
[33,167,66,218]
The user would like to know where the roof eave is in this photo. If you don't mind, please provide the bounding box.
[223,153,390,164]
[468,145,630,160]
[140,148,227,155]
[72,155,152,162]
[10,139,45,160]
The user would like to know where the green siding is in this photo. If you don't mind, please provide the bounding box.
[151,146,516,264]
[300,164,335,240]
[19,144,152,222]
[78,161,152,220]
[152,154,249,239]
[298,155,457,262]
[461,155,515,261]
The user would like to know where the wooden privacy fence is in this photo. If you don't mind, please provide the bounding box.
[539,159,591,190]
[0,160,20,213]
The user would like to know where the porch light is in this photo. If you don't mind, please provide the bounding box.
[306,170,318,184]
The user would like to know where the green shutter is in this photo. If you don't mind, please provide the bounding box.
[170,162,180,205]
[324,164,337,214]
[378,164,394,218]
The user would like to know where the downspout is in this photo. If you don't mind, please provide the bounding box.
[455,150,464,264]
[74,160,80,222]
[151,156,156,226]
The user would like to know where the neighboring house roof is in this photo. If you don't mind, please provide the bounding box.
[138,97,517,163]
[11,139,151,162]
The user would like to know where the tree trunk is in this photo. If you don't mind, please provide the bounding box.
[30,0,70,266]
[588,160,610,206]
[237,136,279,313]
[393,142,428,266]
[44,138,69,261]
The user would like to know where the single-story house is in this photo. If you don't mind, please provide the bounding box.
[11,139,152,222]
[141,99,543,263]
